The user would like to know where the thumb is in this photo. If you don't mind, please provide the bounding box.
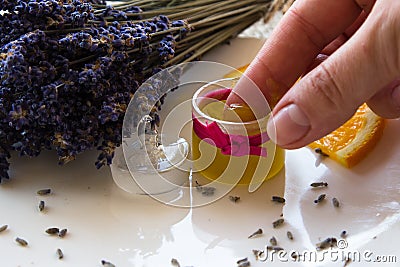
[267,2,400,149]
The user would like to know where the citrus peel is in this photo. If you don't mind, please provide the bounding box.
[309,103,385,167]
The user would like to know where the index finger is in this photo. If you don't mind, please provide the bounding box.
[229,0,362,106]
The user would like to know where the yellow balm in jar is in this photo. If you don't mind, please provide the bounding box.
[191,78,284,185]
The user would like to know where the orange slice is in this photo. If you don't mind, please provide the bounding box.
[309,103,385,167]
[223,64,249,79]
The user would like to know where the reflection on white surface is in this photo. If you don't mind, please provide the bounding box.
[1,38,400,266]
[284,118,400,267]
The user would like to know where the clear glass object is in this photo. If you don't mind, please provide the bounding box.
[110,67,190,195]
[191,78,285,188]
[125,115,189,173]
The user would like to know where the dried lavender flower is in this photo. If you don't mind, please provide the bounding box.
[272,218,284,228]
[15,237,28,246]
[229,195,240,203]
[314,194,326,204]
[57,248,64,259]
[310,182,328,188]
[316,237,337,250]
[314,148,329,157]
[332,197,340,208]
[248,228,263,238]
[271,196,285,203]
[38,200,45,212]
[237,257,250,267]
[343,256,352,266]
[238,261,251,267]
[0,0,284,182]
[252,249,264,260]
[171,258,180,266]
[269,236,277,246]
[340,230,347,238]
[287,231,294,240]
[46,227,60,235]
[0,225,8,233]
[37,189,51,195]
[101,260,116,267]
[59,228,68,238]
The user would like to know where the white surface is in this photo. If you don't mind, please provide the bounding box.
[1,38,400,267]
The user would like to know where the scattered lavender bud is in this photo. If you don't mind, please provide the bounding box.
[252,249,264,260]
[101,260,116,267]
[332,197,340,208]
[314,148,329,157]
[15,237,28,246]
[37,189,51,195]
[316,237,337,250]
[46,227,60,235]
[229,196,240,203]
[171,258,180,266]
[269,236,277,246]
[340,230,347,238]
[0,225,8,233]
[272,218,284,228]
[237,257,250,267]
[38,200,45,212]
[271,196,285,203]
[287,231,294,240]
[248,228,263,238]
[310,182,328,188]
[314,194,326,204]
[343,257,352,267]
[57,248,64,259]
[59,228,68,238]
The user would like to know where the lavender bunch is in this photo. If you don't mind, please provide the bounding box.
[0,0,286,182]
[0,0,103,46]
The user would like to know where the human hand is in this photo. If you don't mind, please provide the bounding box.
[227,0,400,149]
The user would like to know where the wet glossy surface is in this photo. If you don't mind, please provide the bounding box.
[1,38,400,266]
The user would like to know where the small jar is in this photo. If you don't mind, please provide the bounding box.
[191,78,284,185]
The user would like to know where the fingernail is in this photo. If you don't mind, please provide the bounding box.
[267,104,310,146]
